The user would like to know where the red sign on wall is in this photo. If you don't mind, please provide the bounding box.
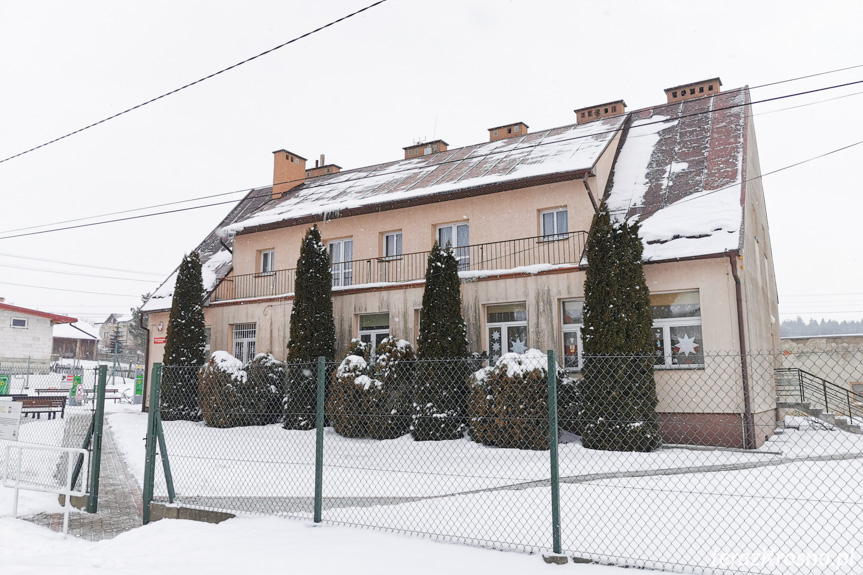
[154,337,167,344]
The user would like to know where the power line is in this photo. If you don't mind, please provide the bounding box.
[0,262,157,282]
[0,251,164,276]
[0,0,389,166]
[0,280,138,297]
[2,76,862,241]
[748,63,863,91]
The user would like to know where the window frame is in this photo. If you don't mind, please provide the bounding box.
[260,249,275,276]
[651,291,704,369]
[382,231,403,261]
[232,323,256,364]
[560,300,584,371]
[328,238,354,287]
[358,313,390,350]
[540,207,568,241]
[486,302,528,362]
[436,222,470,271]
[10,317,28,329]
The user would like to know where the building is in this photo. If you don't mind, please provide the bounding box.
[0,298,77,372]
[142,78,780,448]
[52,320,99,361]
[781,334,863,398]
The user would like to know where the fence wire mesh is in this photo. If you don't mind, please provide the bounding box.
[151,349,863,574]
[0,366,98,492]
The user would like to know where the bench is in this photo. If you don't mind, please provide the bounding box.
[20,396,67,419]
[36,387,72,396]
[83,388,121,403]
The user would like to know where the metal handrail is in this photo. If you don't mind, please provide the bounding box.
[211,231,588,302]
[776,367,863,424]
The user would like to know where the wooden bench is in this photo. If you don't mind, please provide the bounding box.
[83,388,121,403]
[20,396,67,419]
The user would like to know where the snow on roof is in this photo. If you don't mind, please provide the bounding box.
[224,116,626,235]
[604,88,747,262]
[53,321,99,340]
[141,186,273,313]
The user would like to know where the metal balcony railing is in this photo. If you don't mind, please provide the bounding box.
[210,230,587,302]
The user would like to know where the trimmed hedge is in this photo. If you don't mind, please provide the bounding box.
[327,337,415,439]
[468,349,576,451]
[198,351,285,428]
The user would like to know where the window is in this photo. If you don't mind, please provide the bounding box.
[493,130,499,137]
[328,238,353,287]
[437,223,470,271]
[513,125,520,133]
[233,323,256,363]
[260,250,275,275]
[383,231,403,259]
[487,303,527,362]
[708,84,714,91]
[204,327,212,359]
[11,318,28,328]
[561,300,584,369]
[699,86,704,93]
[359,313,389,349]
[672,91,678,98]
[651,291,703,368]
[540,208,568,240]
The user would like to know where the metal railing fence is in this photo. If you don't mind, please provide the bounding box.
[210,231,588,302]
[146,351,863,574]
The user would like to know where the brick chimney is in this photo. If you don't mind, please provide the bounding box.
[272,149,307,199]
[664,78,722,103]
[488,122,528,142]
[574,100,627,124]
[305,153,342,179]
[403,140,448,160]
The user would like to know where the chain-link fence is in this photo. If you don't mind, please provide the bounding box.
[1,366,101,493]
[148,350,863,574]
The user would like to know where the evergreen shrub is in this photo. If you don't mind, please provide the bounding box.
[198,351,285,428]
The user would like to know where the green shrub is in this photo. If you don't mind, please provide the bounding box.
[198,351,285,428]
[327,337,416,440]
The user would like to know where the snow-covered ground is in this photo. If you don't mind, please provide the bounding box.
[0,515,624,575]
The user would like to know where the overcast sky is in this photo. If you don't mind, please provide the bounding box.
[1,0,861,324]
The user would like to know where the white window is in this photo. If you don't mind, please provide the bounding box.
[233,323,256,364]
[328,238,353,287]
[11,318,27,329]
[651,291,703,368]
[513,125,520,133]
[437,222,470,271]
[261,250,275,275]
[487,303,528,362]
[561,300,584,370]
[493,130,499,137]
[383,231,402,259]
[541,208,568,240]
[359,313,389,349]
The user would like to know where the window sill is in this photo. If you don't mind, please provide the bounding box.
[379,256,403,262]
[538,235,568,243]
[256,272,275,278]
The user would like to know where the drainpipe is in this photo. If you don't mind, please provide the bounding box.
[140,312,150,413]
[729,251,755,449]
[582,173,598,213]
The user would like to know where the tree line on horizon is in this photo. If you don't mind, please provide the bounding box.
[781,317,863,337]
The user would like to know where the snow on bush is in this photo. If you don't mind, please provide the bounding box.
[327,337,416,439]
[468,349,576,451]
[198,352,285,428]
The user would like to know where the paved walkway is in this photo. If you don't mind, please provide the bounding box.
[25,423,143,541]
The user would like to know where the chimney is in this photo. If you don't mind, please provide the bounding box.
[574,100,627,124]
[0,297,4,303]
[664,78,722,103]
[403,140,449,160]
[272,149,307,199]
[306,154,343,179]
[488,122,528,142]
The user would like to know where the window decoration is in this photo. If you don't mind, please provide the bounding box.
[650,291,703,368]
[487,303,528,362]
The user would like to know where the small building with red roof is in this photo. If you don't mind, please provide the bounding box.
[0,298,76,372]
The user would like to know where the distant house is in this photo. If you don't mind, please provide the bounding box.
[0,298,76,372]
[52,320,99,361]
[143,77,780,448]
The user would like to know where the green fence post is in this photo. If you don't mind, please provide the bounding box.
[86,365,108,513]
[547,350,562,555]
[156,415,176,503]
[314,356,326,523]
[142,364,162,525]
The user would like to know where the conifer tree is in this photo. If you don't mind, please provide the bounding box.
[412,242,470,441]
[284,225,335,429]
[580,207,660,451]
[162,251,207,421]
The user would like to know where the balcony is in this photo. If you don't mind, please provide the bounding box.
[210,231,587,302]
